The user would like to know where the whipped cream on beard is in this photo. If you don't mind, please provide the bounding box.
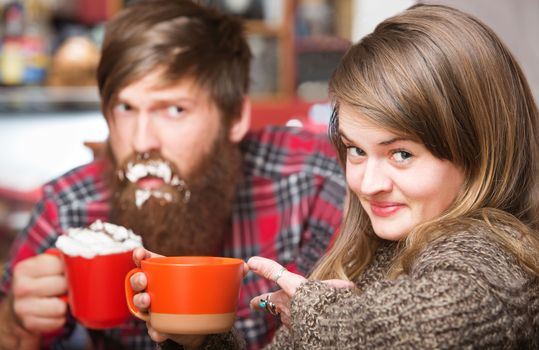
[110,134,242,257]
[56,220,143,258]
[119,156,191,209]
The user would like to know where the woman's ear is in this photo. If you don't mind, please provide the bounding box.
[228,98,251,143]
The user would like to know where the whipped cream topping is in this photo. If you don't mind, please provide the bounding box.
[55,220,143,258]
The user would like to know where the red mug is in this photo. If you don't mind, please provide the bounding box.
[46,248,135,329]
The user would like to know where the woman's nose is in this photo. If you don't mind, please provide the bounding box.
[359,160,392,195]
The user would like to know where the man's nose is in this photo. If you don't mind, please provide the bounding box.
[360,160,392,195]
[132,114,160,153]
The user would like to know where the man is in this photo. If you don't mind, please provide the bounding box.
[0,1,345,349]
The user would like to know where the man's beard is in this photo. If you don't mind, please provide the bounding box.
[109,130,242,256]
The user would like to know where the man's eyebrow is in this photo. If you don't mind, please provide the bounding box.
[116,95,194,105]
[114,95,134,104]
[150,97,194,105]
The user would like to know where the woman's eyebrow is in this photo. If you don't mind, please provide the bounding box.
[338,128,408,146]
[338,129,353,143]
[379,137,408,146]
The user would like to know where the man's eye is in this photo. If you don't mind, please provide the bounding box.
[113,103,133,117]
[393,150,413,162]
[165,105,184,118]
[114,103,130,112]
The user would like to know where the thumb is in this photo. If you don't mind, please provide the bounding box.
[133,247,162,267]
[242,262,250,278]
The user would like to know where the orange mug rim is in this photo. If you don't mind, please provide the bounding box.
[141,256,244,267]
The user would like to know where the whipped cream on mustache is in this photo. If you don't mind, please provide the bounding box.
[55,220,143,258]
[119,156,190,208]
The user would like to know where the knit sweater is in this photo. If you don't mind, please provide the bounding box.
[170,223,538,349]
[264,223,539,349]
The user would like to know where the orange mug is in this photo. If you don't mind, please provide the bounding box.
[125,256,244,334]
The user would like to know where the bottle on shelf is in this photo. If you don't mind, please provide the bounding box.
[0,0,51,86]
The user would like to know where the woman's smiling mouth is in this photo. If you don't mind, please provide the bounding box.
[369,201,405,217]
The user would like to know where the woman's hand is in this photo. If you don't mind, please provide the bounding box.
[247,256,355,328]
[247,256,306,327]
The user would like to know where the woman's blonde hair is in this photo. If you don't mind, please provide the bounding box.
[312,4,539,281]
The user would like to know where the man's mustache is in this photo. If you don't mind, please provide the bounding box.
[115,151,191,206]
[117,152,181,184]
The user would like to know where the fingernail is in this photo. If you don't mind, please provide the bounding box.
[137,274,145,285]
[247,257,260,268]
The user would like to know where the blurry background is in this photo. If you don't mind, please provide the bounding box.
[1,0,538,263]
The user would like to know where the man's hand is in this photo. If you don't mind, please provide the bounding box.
[0,295,40,349]
[0,253,68,349]
[130,248,250,349]
[130,248,206,349]
[130,247,163,316]
[10,253,68,333]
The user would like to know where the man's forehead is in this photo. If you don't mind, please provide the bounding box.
[117,72,210,102]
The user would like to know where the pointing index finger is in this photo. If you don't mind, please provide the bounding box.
[247,256,306,296]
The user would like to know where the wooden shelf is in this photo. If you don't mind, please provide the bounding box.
[246,0,351,102]
[244,20,283,37]
[0,1,351,107]
[296,35,351,53]
[244,0,296,101]
[0,86,100,113]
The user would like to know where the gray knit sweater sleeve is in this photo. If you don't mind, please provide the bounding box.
[265,230,538,349]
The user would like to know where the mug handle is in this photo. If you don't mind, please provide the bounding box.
[44,248,68,303]
[125,268,150,322]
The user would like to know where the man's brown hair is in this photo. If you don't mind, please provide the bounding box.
[97,0,252,125]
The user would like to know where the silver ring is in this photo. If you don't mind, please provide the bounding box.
[266,294,279,316]
[272,266,286,283]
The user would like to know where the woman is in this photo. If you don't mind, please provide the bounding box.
[249,3,539,349]
[135,4,539,349]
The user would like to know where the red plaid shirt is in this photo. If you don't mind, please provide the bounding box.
[0,125,345,350]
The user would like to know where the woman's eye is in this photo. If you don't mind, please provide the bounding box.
[346,146,364,158]
[392,150,413,162]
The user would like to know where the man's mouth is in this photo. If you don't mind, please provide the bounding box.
[120,159,188,208]
[124,160,183,189]
[137,176,165,190]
